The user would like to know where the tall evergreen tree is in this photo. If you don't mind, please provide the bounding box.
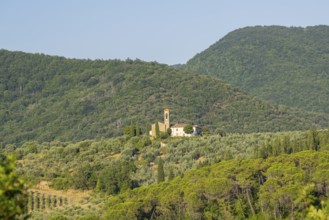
[145,123,151,137]
[167,128,172,137]
[130,122,135,137]
[123,126,131,136]
[308,128,320,151]
[157,158,165,183]
[168,167,175,181]
[155,121,160,139]
[136,122,140,137]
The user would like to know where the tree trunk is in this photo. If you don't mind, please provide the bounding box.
[291,200,294,220]
[260,200,265,215]
[246,189,256,216]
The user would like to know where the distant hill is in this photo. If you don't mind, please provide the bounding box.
[185,25,329,114]
[0,50,328,145]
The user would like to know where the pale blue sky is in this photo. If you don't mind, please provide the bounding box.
[1,0,329,64]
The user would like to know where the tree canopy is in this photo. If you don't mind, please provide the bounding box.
[105,150,329,219]
[0,154,28,219]
[183,124,194,134]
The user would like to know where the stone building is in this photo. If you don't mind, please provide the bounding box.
[149,108,201,138]
[149,108,171,137]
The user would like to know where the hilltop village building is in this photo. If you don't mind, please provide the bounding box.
[149,108,201,137]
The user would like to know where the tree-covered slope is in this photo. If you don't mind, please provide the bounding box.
[0,49,328,145]
[104,150,329,219]
[7,128,329,219]
[185,25,329,114]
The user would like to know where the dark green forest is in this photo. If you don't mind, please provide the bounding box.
[105,150,329,219]
[1,49,328,145]
[185,25,329,114]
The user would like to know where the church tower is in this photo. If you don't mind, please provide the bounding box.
[164,108,170,129]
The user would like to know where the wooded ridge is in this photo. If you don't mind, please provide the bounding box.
[185,25,329,114]
[1,49,327,145]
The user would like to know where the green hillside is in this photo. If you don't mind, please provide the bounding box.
[0,49,328,145]
[5,128,329,219]
[105,150,329,219]
[11,129,329,190]
[185,25,329,114]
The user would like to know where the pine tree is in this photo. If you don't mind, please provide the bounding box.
[157,158,165,183]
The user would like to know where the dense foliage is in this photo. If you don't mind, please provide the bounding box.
[2,128,329,219]
[105,150,329,219]
[0,154,28,219]
[3,128,328,191]
[183,124,194,134]
[185,25,329,114]
[1,50,329,145]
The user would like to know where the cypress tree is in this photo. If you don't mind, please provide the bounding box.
[30,191,35,211]
[168,167,175,181]
[146,123,150,136]
[59,196,63,206]
[47,195,51,208]
[308,128,320,151]
[130,122,135,137]
[123,126,131,136]
[167,127,172,136]
[155,121,160,139]
[53,195,57,207]
[31,192,35,211]
[41,194,46,209]
[157,158,165,183]
[36,192,40,209]
[136,122,140,137]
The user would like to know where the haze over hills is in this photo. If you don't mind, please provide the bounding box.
[185,25,329,114]
[0,49,328,145]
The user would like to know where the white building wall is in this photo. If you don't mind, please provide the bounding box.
[171,127,193,137]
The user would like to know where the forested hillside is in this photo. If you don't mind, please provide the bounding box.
[185,25,329,114]
[105,150,329,219]
[5,128,329,219]
[1,49,328,145]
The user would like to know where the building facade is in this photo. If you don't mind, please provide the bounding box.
[149,108,201,138]
[150,108,170,137]
[171,124,201,137]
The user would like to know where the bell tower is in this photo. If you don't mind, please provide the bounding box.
[164,108,170,129]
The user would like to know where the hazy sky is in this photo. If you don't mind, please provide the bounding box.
[1,1,329,64]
